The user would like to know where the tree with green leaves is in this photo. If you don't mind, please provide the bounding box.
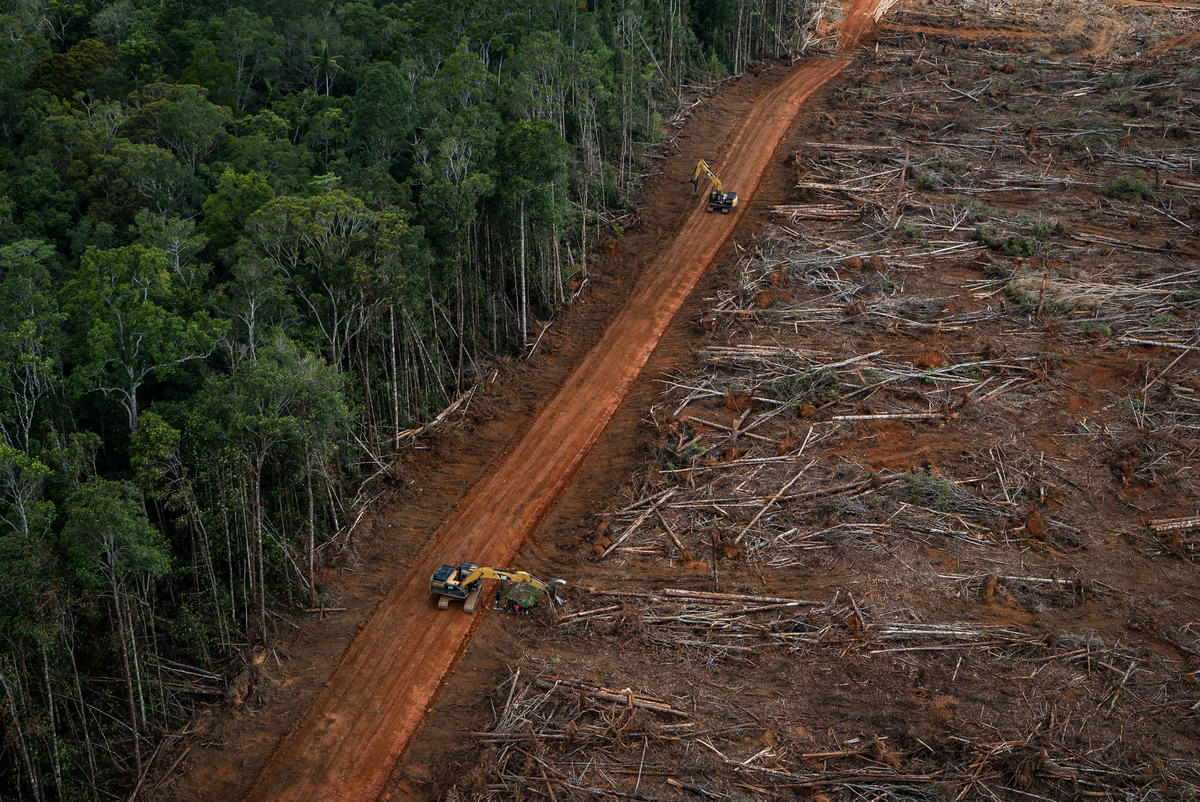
[350,61,414,165]
[198,168,274,257]
[124,83,231,172]
[0,239,63,453]
[61,478,169,779]
[60,244,224,431]
[497,118,570,341]
[193,336,346,633]
[212,6,284,111]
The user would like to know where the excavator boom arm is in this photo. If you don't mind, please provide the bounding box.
[690,159,723,193]
[460,566,550,595]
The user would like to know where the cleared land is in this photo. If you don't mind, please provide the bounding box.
[407,0,1200,798]
[238,13,877,802]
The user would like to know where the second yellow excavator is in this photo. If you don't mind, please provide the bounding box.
[430,562,565,613]
[689,159,738,214]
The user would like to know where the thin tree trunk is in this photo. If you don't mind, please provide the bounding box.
[41,646,62,799]
[0,663,42,800]
[389,306,400,447]
[519,199,528,344]
[253,462,266,639]
[126,594,147,730]
[551,183,562,304]
[66,619,101,800]
[359,324,375,452]
[306,448,316,605]
[455,265,464,387]
[109,573,142,778]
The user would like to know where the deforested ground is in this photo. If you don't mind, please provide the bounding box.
[406,0,1200,798]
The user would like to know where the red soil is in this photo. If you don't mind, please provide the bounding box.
[245,53,855,802]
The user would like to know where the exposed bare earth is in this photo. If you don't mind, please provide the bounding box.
[163,0,1200,798]
[406,0,1200,798]
[160,56,848,802]
[242,56,854,802]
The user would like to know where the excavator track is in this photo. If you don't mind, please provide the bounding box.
[462,585,482,614]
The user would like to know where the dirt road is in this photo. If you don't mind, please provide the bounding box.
[245,30,876,802]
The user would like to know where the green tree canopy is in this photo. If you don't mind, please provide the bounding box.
[60,244,225,431]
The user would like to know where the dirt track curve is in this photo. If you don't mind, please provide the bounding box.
[245,16,882,802]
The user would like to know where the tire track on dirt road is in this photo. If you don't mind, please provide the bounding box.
[245,19,884,802]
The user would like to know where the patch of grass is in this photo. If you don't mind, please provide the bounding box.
[897,220,928,246]
[1117,396,1145,413]
[955,199,995,223]
[975,217,1056,259]
[1097,174,1156,202]
[900,469,960,512]
[767,368,839,407]
[915,171,939,190]
[1028,218,1056,239]
[1103,95,1134,113]
[656,424,702,470]
[955,364,984,379]
[1064,132,1115,155]
[975,227,1040,258]
[786,258,828,277]
[1079,321,1113,337]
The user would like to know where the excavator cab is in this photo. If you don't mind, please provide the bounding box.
[430,562,479,600]
[708,189,737,214]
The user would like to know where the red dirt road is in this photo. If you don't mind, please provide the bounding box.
[246,45,863,802]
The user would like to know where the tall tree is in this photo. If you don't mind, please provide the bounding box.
[0,239,63,452]
[60,245,224,431]
[194,336,346,634]
[61,478,169,779]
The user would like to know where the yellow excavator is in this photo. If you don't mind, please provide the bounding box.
[430,562,565,613]
[689,159,738,214]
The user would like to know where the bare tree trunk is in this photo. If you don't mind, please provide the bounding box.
[389,306,400,446]
[108,572,142,778]
[65,619,101,800]
[253,462,266,640]
[359,323,375,451]
[306,448,316,605]
[581,179,588,275]
[0,662,42,801]
[455,266,465,387]
[551,183,562,304]
[519,199,528,344]
[126,594,147,732]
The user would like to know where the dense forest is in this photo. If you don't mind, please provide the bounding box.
[0,0,816,796]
